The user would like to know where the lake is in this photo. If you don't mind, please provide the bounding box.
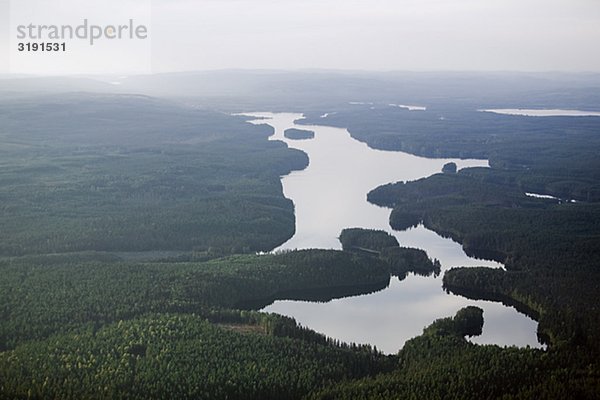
[480,108,600,117]
[245,112,541,354]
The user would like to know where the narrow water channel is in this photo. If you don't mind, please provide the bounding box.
[245,112,541,354]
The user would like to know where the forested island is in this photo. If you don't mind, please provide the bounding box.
[284,128,315,140]
[339,228,441,278]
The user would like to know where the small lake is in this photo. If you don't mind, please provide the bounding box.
[480,108,600,117]
[245,112,541,354]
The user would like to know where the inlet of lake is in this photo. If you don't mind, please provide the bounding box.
[245,112,541,354]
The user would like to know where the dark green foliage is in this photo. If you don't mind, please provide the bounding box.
[442,162,457,174]
[0,94,398,399]
[368,170,600,356]
[329,106,600,397]
[3,81,600,399]
[422,307,483,338]
[387,211,422,231]
[0,94,308,256]
[339,228,399,253]
[338,228,440,278]
[442,266,598,351]
[300,106,600,201]
[0,314,393,400]
[369,171,537,212]
[0,250,390,350]
[379,247,441,279]
[452,306,484,337]
[307,308,600,400]
[284,128,315,140]
[0,249,396,399]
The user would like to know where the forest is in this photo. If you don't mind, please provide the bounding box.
[0,249,394,350]
[339,228,441,278]
[0,93,308,256]
[300,105,600,201]
[284,128,315,140]
[1,76,600,399]
[298,100,600,398]
[368,170,600,352]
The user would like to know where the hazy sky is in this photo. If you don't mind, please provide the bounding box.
[4,0,600,74]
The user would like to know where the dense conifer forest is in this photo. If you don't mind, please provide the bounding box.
[1,75,600,399]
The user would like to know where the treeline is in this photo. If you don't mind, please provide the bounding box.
[0,314,394,400]
[339,228,399,253]
[442,266,600,352]
[367,170,600,355]
[339,228,441,278]
[299,103,600,398]
[0,94,309,256]
[0,249,390,350]
[284,128,315,140]
[368,171,600,271]
[0,248,399,399]
[3,93,600,398]
[300,106,600,201]
[308,307,599,400]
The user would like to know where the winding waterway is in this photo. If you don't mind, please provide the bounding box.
[245,112,541,354]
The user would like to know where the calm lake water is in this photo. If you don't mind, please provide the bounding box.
[245,112,541,354]
[480,108,600,117]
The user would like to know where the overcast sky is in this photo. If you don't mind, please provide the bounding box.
[4,0,600,74]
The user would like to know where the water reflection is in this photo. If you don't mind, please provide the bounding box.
[244,112,540,353]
